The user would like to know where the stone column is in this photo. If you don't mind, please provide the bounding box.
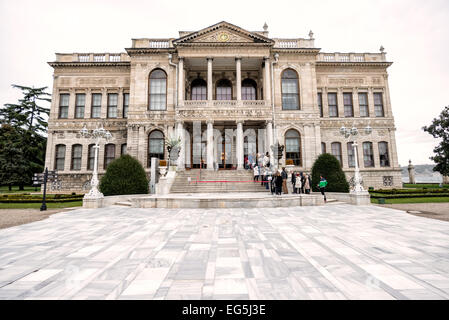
[353,87,360,118]
[266,121,274,165]
[207,57,213,101]
[176,121,185,170]
[408,160,416,184]
[368,87,375,118]
[101,88,108,118]
[337,88,344,118]
[236,57,242,101]
[138,125,146,167]
[207,120,214,170]
[178,57,184,106]
[384,75,392,118]
[85,89,92,119]
[44,131,54,170]
[322,87,329,118]
[263,57,271,102]
[68,89,76,119]
[117,88,124,118]
[236,121,244,169]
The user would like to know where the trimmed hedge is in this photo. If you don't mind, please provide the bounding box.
[100,155,149,196]
[370,188,448,195]
[0,198,82,203]
[311,153,349,193]
[370,193,449,199]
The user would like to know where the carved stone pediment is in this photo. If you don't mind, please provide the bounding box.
[173,21,273,45]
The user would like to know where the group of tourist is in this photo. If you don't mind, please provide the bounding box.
[250,152,328,202]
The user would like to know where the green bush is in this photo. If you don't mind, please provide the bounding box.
[370,193,449,199]
[311,153,349,193]
[100,155,148,196]
[370,188,448,195]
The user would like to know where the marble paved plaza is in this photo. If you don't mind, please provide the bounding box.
[0,204,449,300]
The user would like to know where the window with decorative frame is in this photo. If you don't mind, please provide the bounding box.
[91,93,101,118]
[148,130,165,166]
[87,144,95,170]
[363,142,374,167]
[281,69,300,110]
[242,78,257,100]
[343,93,354,117]
[107,93,118,118]
[123,93,129,118]
[75,94,85,119]
[358,92,369,117]
[321,142,326,154]
[149,69,167,110]
[71,144,82,170]
[216,79,232,100]
[317,92,323,117]
[331,142,342,165]
[55,144,66,170]
[104,144,115,169]
[121,143,127,156]
[285,129,301,166]
[378,141,390,167]
[374,92,385,117]
[328,93,338,117]
[191,78,207,100]
[58,94,69,119]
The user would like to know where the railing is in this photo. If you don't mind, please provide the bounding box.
[318,53,386,62]
[180,100,268,108]
[149,41,170,48]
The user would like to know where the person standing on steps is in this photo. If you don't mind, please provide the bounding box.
[253,165,259,181]
[281,167,288,194]
[275,171,283,195]
[317,175,328,203]
[291,171,297,194]
[304,174,311,194]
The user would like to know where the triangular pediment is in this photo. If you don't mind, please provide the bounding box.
[173,21,273,45]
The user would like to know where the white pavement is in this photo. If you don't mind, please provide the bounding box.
[0,204,448,300]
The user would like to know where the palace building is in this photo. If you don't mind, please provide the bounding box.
[45,21,402,192]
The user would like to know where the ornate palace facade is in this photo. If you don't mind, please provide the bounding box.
[46,21,401,191]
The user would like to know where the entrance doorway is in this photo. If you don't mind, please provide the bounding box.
[218,130,233,169]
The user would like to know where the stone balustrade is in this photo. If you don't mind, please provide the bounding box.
[54,53,131,63]
[318,52,387,62]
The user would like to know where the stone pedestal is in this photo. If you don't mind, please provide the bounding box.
[349,191,371,205]
[83,197,104,209]
[156,170,176,195]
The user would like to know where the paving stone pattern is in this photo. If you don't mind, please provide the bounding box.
[0,204,448,300]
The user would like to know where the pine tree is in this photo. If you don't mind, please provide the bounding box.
[0,85,51,190]
[423,106,449,176]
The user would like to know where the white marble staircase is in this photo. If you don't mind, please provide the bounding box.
[170,169,268,193]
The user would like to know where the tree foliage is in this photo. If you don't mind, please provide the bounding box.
[311,153,350,192]
[423,106,449,176]
[100,155,149,196]
[0,85,50,189]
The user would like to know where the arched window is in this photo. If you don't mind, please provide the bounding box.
[281,69,300,110]
[242,78,257,100]
[216,79,232,100]
[87,144,95,170]
[148,130,164,166]
[191,78,207,100]
[71,144,82,170]
[55,144,66,171]
[104,144,115,169]
[363,142,374,167]
[285,129,301,166]
[149,69,167,110]
[378,142,390,167]
[331,142,342,166]
[347,142,356,168]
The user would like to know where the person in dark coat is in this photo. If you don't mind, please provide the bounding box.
[275,172,283,195]
[299,172,306,194]
[291,171,297,194]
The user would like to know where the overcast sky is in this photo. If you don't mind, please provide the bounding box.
[1,0,448,166]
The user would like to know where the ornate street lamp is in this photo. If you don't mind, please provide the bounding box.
[270,140,284,171]
[339,124,371,194]
[80,124,112,199]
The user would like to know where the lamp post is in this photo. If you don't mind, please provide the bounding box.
[339,124,372,193]
[80,124,112,199]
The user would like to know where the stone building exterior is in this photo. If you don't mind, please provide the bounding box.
[45,21,402,192]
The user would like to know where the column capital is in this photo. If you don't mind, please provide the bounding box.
[176,120,184,125]
[263,56,270,61]
[206,119,214,125]
[206,57,214,61]
[235,56,242,61]
[265,120,272,125]
[178,56,184,61]
[236,120,244,125]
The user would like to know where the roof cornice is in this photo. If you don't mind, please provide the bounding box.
[316,61,393,68]
[48,61,130,68]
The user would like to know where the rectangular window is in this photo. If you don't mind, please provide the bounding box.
[71,145,82,170]
[58,94,69,119]
[347,142,356,168]
[107,93,118,118]
[75,94,85,119]
[55,145,66,170]
[363,142,374,167]
[121,143,127,155]
[374,92,385,117]
[104,144,116,169]
[359,93,369,117]
[91,93,101,118]
[328,93,338,117]
[123,93,129,118]
[87,144,95,170]
[331,142,342,165]
[321,142,326,154]
[379,142,390,167]
[343,93,354,117]
[317,93,323,117]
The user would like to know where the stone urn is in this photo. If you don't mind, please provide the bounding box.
[169,146,180,161]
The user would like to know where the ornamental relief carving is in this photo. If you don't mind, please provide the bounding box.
[327,78,365,86]
[175,108,270,120]
[194,30,252,43]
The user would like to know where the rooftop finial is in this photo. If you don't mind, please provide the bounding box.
[309,30,314,39]
[380,45,385,53]
[263,22,268,31]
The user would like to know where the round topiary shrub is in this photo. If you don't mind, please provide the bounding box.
[100,155,149,196]
[311,153,350,193]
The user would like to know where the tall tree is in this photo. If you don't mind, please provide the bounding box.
[0,85,51,190]
[423,106,449,177]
